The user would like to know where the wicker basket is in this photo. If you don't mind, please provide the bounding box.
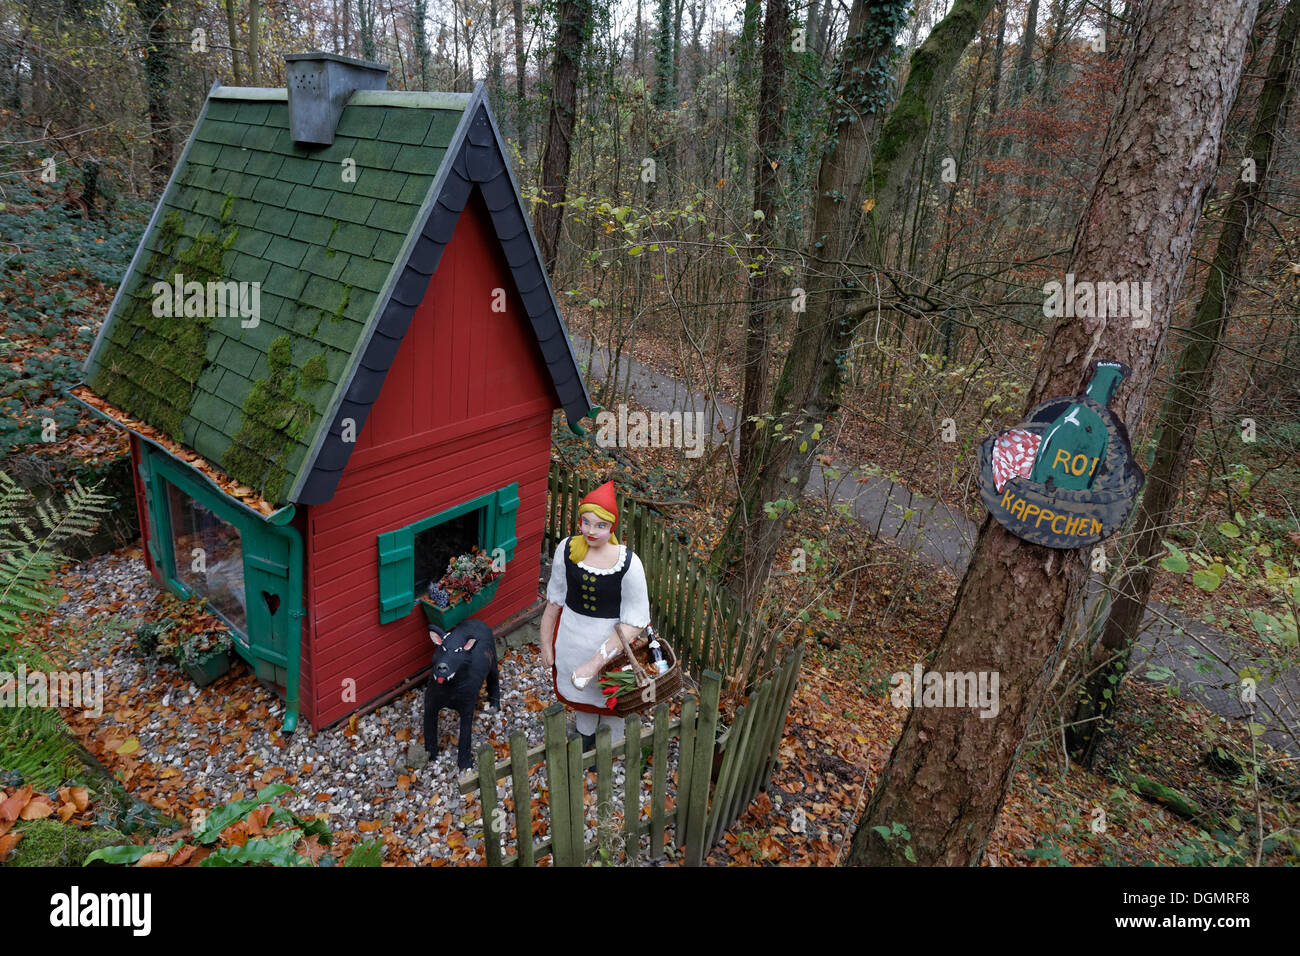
[600,627,683,717]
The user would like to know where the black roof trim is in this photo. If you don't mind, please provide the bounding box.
[295,86,594,505]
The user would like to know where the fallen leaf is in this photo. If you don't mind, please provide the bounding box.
[170,845,198,866]
[0,786,33,821]
[19,799,55,821]
[0,832,22,861]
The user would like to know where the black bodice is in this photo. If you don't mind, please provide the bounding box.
[563,538,632,618]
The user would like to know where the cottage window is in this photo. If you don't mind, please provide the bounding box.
[413,508,482,597]
[376,483,520,624]
[165,481,248,635]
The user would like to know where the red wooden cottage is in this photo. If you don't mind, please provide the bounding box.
[71,53,595,732]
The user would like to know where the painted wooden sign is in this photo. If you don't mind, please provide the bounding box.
[978,360,1145,549]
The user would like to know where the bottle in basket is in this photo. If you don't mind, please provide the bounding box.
[646,626,669,674]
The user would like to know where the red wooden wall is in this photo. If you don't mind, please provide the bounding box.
[302,188,558,729]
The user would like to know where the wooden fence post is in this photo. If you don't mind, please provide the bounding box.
[683,671,722,865]
[543,704,573,866]
[675,691,698,851]
[649,702,670,859]
[476,743,503,867]
[622,712,642,862]
[509,730,535,868]
[567,733,584,861]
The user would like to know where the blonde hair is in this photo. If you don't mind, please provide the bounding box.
[568,503,618,563]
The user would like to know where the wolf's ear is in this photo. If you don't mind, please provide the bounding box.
[463,638,476,651]
[429,625,446,645]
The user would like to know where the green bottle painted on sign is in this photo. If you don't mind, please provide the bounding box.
[1029,361,1128,490]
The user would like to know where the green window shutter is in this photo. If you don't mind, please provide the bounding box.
[494,483,520,562]
[377,527,416,624]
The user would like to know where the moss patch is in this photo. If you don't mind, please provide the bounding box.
[307,284,352,338]
[88,206,238,441]
[8,818,131,866]
[222,336,331,503]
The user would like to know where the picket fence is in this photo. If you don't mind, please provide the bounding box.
[458,644,804,866]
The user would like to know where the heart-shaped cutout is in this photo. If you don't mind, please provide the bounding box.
[262,591,280,615]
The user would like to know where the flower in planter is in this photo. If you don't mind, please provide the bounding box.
[430,547,504,609]
[179,628,233,667]
[136,593,233,669]
[426,582,452,608]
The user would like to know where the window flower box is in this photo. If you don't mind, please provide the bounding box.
[420,580,500,630]
[419,546,505,628]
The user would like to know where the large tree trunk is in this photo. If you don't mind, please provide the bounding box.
[248,0,261,82]
[414,0,432,90]
[489,0,503,97]
[1012,0,1040,100]
[849,0,1259,866]
[514,0,528,157]
[633,0,643,75]
[672,0,684,93]
[708,0,995,604]
[989,0,1006,117]
[1069,0,1300,765]
[738,0,791,481]
[535,0,593,273]
[136,0,174,190]
[224,0,243,84]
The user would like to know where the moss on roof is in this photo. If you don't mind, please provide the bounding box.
[84,93,465,506]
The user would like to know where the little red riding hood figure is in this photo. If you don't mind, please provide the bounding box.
[539,480,651,751]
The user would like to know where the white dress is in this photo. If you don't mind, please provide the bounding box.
[546,536,651,713]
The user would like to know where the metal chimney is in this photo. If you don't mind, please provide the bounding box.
[284,52,390,146]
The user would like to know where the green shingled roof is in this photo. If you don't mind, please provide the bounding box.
[84,89,467,506]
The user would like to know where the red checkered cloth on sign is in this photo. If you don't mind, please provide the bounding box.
[991,428,1041,492]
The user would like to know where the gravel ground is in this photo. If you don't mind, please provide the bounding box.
[48,546,684,866]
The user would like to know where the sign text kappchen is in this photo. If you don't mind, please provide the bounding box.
[977,361,1145,550]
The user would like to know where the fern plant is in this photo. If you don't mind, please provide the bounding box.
[0,470,110,648]
[0,470,111,790]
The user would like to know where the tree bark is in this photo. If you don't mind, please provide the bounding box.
[535,0,594,273]
[136,0,174,190]
[653,0,674,109]
[989,0,1006,117]
[849,0,1260,866]
[224,0,243,84]
[514,0,528,157]
[248,0,261,82]
[672,0,684,94]
[1012,0,1039,100]
[1069,0,1300,765]
[738,0,791,481]
[414,0,432,89]
[633,0,643,75]
[489,0,503,97]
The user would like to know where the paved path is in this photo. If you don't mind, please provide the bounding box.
[571,333,1299,755]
